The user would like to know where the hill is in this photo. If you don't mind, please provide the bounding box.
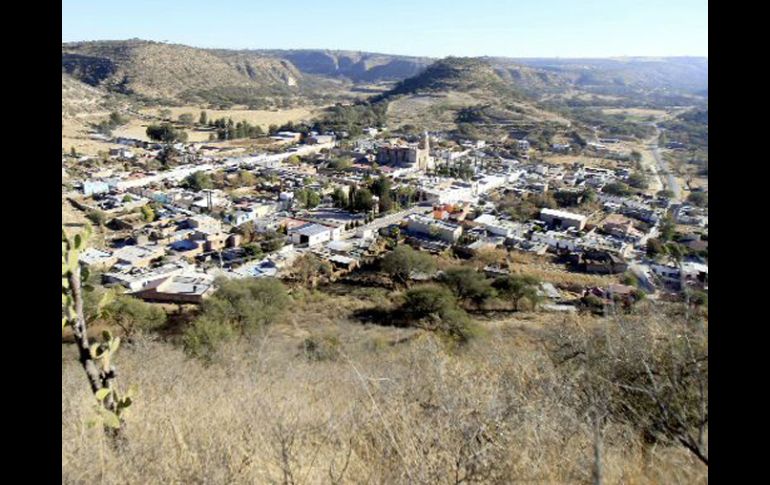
[502,57,708,99]
[62,40,312,106]
[368,57,570,135]
[258,49,433,83]
[62,73,114,117]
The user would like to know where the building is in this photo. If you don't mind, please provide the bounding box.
[82,181,110,196]
[133,273,215,304]
[289,223,334,247]
[79,247,117,270]
[405,214,462,243]
[112,245,166,269]
[307,134,335,145]
[580,250,628,274]
[376,132,433,171]
[539,208,587,231]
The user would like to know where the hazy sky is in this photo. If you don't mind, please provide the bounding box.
[62,0,708,58]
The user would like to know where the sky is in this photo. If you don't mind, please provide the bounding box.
[62,0,707,58]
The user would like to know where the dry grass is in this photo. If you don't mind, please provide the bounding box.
[63,291,706,484]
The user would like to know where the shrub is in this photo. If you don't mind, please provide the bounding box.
[102,295,167,338]
[301,334,341,362]
[199,277,290,335]
[86,209,107,226]
[381,245,436,287]
[182,317,235,363]
[401,285,478,343]
[438,267,497,308]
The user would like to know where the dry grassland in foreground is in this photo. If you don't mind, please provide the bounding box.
[62,291,707,484]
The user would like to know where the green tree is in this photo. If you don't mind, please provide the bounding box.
[603,182,632,197]
[492,274,541,311]
[370,175,391,198]
[306,191,321,209]
[401,285,477,343]
[332,187,349,208]
[627,172,649,190]
[182,316,235,363]
[659,215,676,242]
[378,192,394,213]
[352,188,375,213]
[183,171,213,191]
[196,277,290,335]
[146,123,187,143]
[439,267,497,308]
[381,245,436,287]
[199,111,208,125]
[686,191,708,208]
[102,295,166,339]
[646,238,666,258]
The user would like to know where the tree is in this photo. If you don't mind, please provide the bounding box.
[146,123,187,143]
[659,215,676,242]
[331,187,349,208]
[290,253,333,288]
[352,188,375,213]
[286,155,301,165]
[603,182,632,197]
[140,204,155,222]
[199,111,208,125]
[378,192,394,213]
[237,171,257,187]
[439,267,497,309]
[183,171,213,191]
[381,245,436,288]
[70,146,78,158]
[178,113,195,126]
[306,191,321,209]
[370,176,391,198]
[102,295,166,339]
[627,172,649,190]
[686,191,708,208]
[646,238,665,259]
[657,189,674,199]
[400,285,477,343]
[62,226,133,441]
[243,243,263,259]
[492,274,541,311]
[195,278,290,335]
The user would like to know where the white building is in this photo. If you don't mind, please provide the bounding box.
[540,208,587,231]
[405,215,463,243]
[289,223,334,247]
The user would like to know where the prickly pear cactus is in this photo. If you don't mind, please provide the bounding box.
[62,225,135,437]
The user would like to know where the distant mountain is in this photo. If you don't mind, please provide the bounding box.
[256,49,433,83]
[62,40,307,105]
[500,57,708,95]
[60,40,707,110]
